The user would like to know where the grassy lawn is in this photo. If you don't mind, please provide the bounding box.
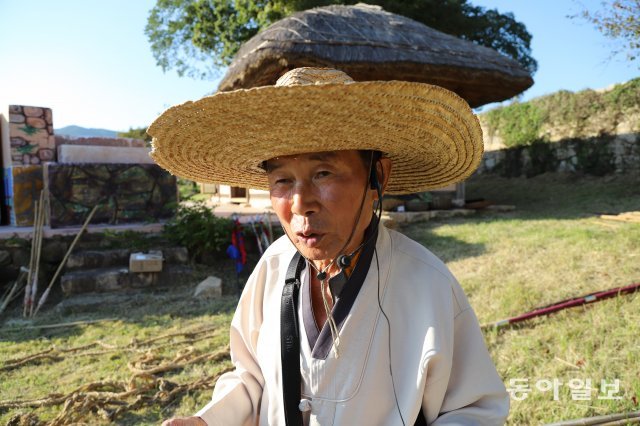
[1,173,639,425]
[0,264,244,426]
[404,173,640,424]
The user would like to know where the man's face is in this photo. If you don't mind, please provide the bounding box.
[266,150,376,263]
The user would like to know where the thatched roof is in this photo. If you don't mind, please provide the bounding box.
[218,4,534,107]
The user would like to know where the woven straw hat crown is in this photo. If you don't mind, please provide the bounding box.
[148,67,484,194]
[275,67,354,86]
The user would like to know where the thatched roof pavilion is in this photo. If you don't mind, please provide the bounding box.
[218,3,533,107]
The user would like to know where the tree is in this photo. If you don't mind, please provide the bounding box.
[145,0,537,79]
[576,0,639,64]
[118,127,152,144]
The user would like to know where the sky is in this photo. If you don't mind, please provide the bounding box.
[0,0,638,131]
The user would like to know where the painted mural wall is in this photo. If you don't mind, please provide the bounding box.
[0,105,177,228]
[0,105,54,225]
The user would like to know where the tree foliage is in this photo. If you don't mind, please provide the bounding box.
[577,0,640,65]
[145,0,537,79]
[118,127,152,143]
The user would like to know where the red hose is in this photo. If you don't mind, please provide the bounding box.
[484,282,640,329]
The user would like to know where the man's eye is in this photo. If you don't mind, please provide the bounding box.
[275,178,292,185]
[316,171,331,178]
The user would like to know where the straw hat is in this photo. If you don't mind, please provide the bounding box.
[148,67,483,194]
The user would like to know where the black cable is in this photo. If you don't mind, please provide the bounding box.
[375,247,406,426]
[279,151,405,423]
[371,157,405,426]
[339,151,384,263]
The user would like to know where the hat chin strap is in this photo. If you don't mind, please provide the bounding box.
[279,152,383,358]
[283,151,379,281]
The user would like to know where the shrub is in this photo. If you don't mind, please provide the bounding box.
[604,77,640,109]
[163,203,233,261]
[485,102,546,147]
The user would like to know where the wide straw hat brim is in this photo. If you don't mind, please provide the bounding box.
[148,80,483,195]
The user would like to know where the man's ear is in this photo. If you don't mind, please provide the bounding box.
[373,157,392,198]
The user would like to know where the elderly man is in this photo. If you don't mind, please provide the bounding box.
[152,67,509,425]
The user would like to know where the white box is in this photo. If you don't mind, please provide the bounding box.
[129,251,163,273]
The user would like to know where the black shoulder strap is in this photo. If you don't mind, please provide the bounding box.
[414,410,428,426]
[281,251,305,426]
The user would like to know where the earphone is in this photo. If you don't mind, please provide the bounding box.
[340,152,406,425]
[370,154,406,426]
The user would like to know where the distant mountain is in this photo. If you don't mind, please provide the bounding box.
[54,125,119,138]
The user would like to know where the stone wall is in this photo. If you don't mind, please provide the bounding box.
[57,145,153,164]
[54,135,147,148]
[476,133,640,177]
[0,235,69,288]
[0,231,171,293]
[45,163,177,228]
[0,105,169,228]
[478,89,640,152]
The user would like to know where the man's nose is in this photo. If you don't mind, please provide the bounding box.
[291,182,319,217]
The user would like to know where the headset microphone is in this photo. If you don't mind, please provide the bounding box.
[337,254,351,268]
[321,151,380,282]
[315,150,383,292]
[317,254,350,293]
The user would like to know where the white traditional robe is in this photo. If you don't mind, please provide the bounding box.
[197,225,509,425]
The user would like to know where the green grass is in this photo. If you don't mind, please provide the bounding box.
[402,173,640,424]
[1,173,639,424]
[0,264,243,425]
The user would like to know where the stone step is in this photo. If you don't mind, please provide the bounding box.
[66,247,189,271]
[60,264,193,296]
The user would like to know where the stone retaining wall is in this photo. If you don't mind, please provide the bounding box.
[476,133,640,178]
[0,231,167,288]
[46,163,177,228]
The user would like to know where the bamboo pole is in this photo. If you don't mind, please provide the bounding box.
[32,204,99,317]
[29,191,46,317]
[600,419,640,425]
[0,268,28,315]
[545,411,640,425]
[23,199,40,317]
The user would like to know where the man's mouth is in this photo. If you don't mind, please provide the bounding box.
[295,231,325,247]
